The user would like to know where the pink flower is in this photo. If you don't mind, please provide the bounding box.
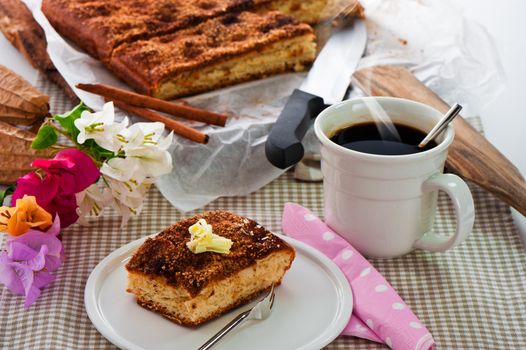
[32,149,100,195]
[12,149,100,228]
[0,216,63,307]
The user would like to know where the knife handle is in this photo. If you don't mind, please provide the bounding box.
[265,89,326,169]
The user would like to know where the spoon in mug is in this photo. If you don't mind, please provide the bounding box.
[418,103,463,148]
[294,103,462,182]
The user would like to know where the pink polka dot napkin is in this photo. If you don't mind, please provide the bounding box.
[282,203,434,350]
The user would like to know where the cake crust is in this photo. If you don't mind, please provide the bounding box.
[41,0,363,97]
[135,285,274,326]
[109,11,315,98]
[41,0,363,60]
[41,0,282,60]
[126,210,294,297]
[129,255,281,326]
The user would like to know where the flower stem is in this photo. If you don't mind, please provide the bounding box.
[45,120,76,144]
[50,143,71,149]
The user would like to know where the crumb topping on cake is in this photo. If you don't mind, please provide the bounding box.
[42,0,278,59]
[110,11,313,84]
[125,211,292,296]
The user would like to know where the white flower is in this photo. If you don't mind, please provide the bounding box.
[75,183,112,225]
[114,122,174,178]
[120,122,165,150]
[103,175,151,208]
[100,157,143,183]
[112,199,134,228]
[102,175,153,226]
[96,120,174,226]
[125,146,173,178]
[74,101,128,152]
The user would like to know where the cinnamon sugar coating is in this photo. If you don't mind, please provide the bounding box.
[110,11,313,91]
[42,0,363,60]
[125,211,294,297]
[42,0,278,60]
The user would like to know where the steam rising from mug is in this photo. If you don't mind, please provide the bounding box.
[362,98,401,142]
[359,69,400,142]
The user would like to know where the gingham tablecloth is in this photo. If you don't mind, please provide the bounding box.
[1,77,526,349]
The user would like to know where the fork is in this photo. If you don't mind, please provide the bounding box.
[197,284,276,350]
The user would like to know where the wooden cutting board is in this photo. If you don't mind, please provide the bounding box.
[352,65,526,216]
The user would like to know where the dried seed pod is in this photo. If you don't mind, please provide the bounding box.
[0,0,78,101]
[0,64,50,125]
[0,121,53,184]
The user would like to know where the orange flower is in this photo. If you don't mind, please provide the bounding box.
[0,195,53,236]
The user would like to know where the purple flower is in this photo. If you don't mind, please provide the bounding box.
[0,216,63,307]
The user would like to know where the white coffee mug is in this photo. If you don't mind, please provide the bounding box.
[314,97,475,258]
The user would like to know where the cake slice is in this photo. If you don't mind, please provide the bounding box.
[42,0,363,61]
[109,11,316,99]
[125,211,295,326]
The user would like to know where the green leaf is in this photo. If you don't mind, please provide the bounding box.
[31,125,58,149]
[0,185,15,205]
[54,101,91,142]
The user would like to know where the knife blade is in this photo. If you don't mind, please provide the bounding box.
[265,19,367,169]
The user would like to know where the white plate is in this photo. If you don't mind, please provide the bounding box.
[85,234,353,350]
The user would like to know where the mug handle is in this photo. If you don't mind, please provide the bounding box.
[414,173,475,252]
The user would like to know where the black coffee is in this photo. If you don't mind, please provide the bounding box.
[330,122,436,155]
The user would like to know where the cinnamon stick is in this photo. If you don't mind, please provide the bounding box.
[113,100,209,144]
[76,83,227,127]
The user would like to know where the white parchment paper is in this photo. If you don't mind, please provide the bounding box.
[24,0,504,211]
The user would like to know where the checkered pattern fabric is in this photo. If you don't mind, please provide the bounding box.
[1,77,526,349]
